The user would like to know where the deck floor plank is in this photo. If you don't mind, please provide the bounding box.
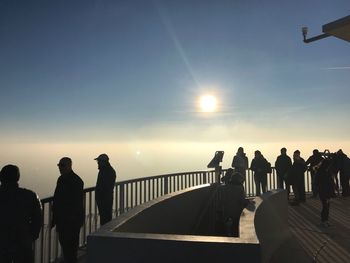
[288,196,350,263]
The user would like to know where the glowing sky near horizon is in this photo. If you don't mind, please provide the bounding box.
[0,0,350,197]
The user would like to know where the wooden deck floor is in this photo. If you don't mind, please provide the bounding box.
[288,195,350,263]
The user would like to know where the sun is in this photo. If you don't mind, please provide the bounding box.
[199,95,217,112]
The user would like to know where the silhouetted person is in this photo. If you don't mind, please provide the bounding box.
[275,147,292,190]
[231,147,248,179]
[250,150,269,196]
[221,168,244,185]
[218,168,248,236]
[0,165,42,263]
[290,150,307,205]
[315,156,334,227]
[306,149,323,197]
[52,157,84,263]
[335,149,350,197]
[94,153,116,225]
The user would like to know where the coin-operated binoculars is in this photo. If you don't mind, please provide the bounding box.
[207,151,224,183]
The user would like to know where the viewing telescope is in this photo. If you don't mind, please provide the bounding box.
[207,151,224,183]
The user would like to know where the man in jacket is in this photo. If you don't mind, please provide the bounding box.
[336,149,350,197]
[95,154,116,225]
[275,147,292,190]
[0,164,42,263]
[250,150,269,196]
[305,149,324,197]
[290,150,307,205]
[315,156,334,227]
[52,157,84,263]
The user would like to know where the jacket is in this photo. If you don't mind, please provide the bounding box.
[95,164,116,202]
[0,184,42,248]
[52,171,84,227]
[275,154,292,175]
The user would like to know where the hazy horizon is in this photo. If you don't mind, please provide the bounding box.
[1,139,349,198]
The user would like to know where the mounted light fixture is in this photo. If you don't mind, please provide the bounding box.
[302,15,350,43]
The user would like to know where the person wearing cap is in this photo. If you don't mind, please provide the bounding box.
[52,157,84,263]
[0,164,42,263]
[94,153,116,225]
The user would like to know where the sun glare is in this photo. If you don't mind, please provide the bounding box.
[199,95,217,112]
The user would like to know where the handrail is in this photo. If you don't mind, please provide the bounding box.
[34,168,315,263]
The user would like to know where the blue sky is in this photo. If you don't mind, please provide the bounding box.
[0,0,349,195]
[1,0,349,141]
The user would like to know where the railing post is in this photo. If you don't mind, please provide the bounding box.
[119,183,125,214]
[215,166,222,183]
[82,194,87,244]
[114,185,118,217]
[89,192,92,234]
[164,176,169,195]
[48,202,53,263]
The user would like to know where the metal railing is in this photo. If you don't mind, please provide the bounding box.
[34,168,314,263]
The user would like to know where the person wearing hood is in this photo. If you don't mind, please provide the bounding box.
[0,164,42,263]
[95,154,117,225]
[231,147,248,179]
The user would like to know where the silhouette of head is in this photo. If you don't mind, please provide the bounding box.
[293,150,301,159]
[94,153,110,169]
[237,147,244,155]
[313,149,319,155]
[0,164,20,185]
[57,157,72,175]
[254,150,261,157]
[222,168,244,185]
[281,148,287,154]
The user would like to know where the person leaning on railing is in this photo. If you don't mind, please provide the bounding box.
[0,164,43,263]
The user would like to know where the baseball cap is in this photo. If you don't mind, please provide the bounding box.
[94,153,109,162]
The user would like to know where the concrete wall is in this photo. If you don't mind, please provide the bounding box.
[254,189,310,263]
[114,184,216,234]
[88,233,260,263]
[88,187,312,263]
[87,184,260,263]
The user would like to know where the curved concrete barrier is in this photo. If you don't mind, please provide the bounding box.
[87,184,260,263]
[254,189,310,263]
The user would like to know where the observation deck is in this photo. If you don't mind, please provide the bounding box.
[35,168,350,263]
